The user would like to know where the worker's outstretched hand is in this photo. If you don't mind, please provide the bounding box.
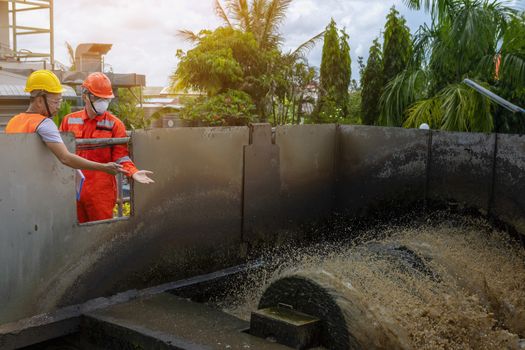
[132,170,155,184]
[104,162,129,175]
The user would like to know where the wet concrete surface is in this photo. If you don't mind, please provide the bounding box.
[83,293,291,350]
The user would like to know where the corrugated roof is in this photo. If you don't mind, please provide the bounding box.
[0,69,28,85]
[0,84,78,98]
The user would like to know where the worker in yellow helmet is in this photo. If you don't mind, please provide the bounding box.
[5,69,125,175]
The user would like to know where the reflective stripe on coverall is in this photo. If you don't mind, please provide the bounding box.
[60,110,138,223]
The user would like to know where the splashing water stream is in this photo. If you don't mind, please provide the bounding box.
[221,214,525,349]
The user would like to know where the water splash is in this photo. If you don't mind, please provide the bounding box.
[220,213,525,349]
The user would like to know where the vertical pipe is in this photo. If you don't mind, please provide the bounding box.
[424,129,433,209]
[117,173,124,217]
[49,0,54,68]
[11,0,16,56]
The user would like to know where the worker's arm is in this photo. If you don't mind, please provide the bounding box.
[111,119,154,184]
[45,142,127,175]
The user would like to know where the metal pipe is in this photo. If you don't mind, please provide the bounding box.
[11,0,16,56]
[49,0,54,68]
[116,173,123,217]
[463,79,525,114]
[76,137,130,146]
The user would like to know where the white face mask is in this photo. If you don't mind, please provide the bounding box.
[92,99,110,115]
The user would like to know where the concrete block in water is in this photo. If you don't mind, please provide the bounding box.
[250,306,321,349]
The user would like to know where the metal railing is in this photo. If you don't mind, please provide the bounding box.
[75,136,132,219]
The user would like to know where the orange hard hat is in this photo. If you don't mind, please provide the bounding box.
[82,72,115,98]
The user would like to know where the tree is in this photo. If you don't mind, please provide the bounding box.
[316,19,352,122]
[109,88,149,130]
[379,6,412,126]
[180,0,292,50]
[361,38,384,125]
[268,55,316,125]
[179,89,257,126]
[382,7,412,93]
[381,0,523,133]
[173,27,262,96]
[175,0,324,125]
[339,29,352,117]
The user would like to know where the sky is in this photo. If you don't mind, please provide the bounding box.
[11,0,524,86]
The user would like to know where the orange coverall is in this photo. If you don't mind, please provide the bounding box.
[60,110,138,223]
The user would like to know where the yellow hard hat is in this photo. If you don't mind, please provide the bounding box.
[25,69,64,94]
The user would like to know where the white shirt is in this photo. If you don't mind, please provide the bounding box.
[36,118,63,143]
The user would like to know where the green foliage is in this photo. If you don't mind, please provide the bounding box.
[109,88,149,130]
[268,55,317,125]
[175,1,323,125]
[379,69,428,126]
[340,90,362,125]
[361,38,384,125]
[339,29,352,117]
[383,6,412,85]
[316,19,352,122]
[53,100,72,127]
[380,1,525,133]
[319,19,341,97]
[173,27,261,96]
[403,82,493,132]
[179,89,257,126]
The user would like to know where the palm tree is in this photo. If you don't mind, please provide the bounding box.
[179,0,323,54]
[180,0,290,49]
[380,0,525,132]
[65,41,76,71]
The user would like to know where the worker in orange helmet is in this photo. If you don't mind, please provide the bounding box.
[60,72,154,223]
[6,69,125,176]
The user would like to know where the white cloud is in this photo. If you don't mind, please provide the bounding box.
[14,0,432,86]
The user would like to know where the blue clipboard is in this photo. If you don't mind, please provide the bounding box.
[76,170,85,201]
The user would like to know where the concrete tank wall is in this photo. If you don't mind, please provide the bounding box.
[0,127,250,324]
[336,126,525,236]
[428,131,494,211]
[494,134,525,233]
[336,125,428,215]
[1,124,525,325]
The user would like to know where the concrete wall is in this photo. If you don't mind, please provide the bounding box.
[337,125,428,215]
[242,124,336,242]
[0,134,77,324]
[2,124,525,325]
[276,124,336,224]
[428,131,494,211]
[336,126,525,235]
[0,128,249,324]
[494,134,525,233]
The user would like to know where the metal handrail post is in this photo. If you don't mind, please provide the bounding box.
[117,173,124,217]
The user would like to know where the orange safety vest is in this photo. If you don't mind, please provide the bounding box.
[5,113,47,134]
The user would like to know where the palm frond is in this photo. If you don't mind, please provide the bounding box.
[379,69,429,126]
[261,0,292,49]
[412,23,437,67]
[440,82,493,132]
[251,0,267,39]
[403,0,460,22]
[214,0,233,27]
[65,41,76,71]
[499,53,525,88]
[226,0,251,31]
[403,96,443,128]
[176,29,201,43]
[290,30,325,59]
